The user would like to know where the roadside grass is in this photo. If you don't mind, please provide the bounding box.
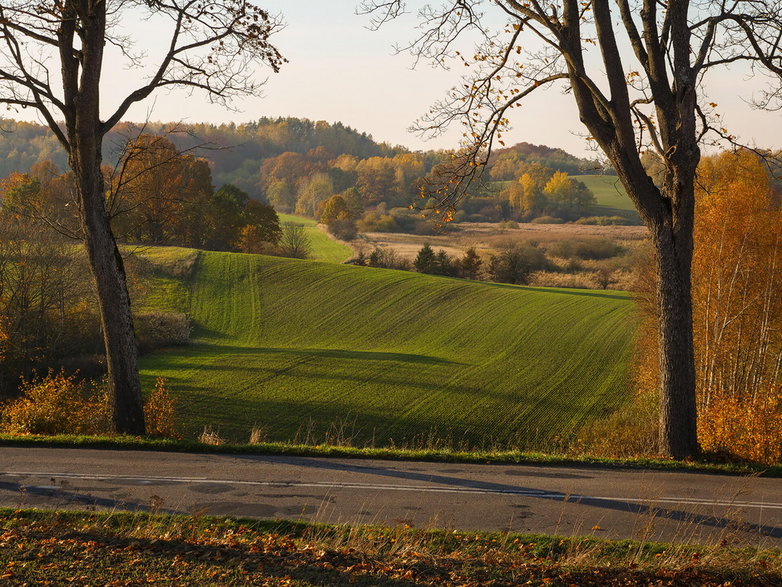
[2,434,781,477]
[1,508,779,585]
[278,213,353,263]
[575,174,641,221]
[132,248,637,447]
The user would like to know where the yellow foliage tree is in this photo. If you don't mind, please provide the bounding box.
[692,151,782,462]
[634,151,782,463]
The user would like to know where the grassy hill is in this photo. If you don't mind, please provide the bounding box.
[575,175,641,222]
[139,249,637,448]
[278,213,353,263]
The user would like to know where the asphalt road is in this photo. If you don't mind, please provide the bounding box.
[1,447,781,547]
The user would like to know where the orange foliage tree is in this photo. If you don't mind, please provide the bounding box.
[692,151,782,462]
[637,151,782,463]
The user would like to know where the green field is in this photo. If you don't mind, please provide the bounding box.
[575,175,640,221]
[278,213,353,263]
[139,249,637,448]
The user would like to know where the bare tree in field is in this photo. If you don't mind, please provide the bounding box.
[361,0,782,458]
[0,0,284,434]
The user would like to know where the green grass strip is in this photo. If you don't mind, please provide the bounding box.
[1,434,780,477]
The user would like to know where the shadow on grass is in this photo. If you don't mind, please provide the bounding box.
[480,281,633,300]
[145,341,464,367]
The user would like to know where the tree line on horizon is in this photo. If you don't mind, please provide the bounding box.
[0,117,606,235]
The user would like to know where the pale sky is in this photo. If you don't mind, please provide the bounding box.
[12,1,782,156]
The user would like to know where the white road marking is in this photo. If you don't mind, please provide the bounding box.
[2,470,781,510]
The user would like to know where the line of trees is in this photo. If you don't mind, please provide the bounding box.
[0,136,284,254]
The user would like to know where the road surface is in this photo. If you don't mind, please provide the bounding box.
[1,447,780,547]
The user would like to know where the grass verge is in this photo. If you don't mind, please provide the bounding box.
[1,434,780,478]
[0,508,778,585]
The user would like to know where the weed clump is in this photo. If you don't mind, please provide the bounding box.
[144,377,178,438]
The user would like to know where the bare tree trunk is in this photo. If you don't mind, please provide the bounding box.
[72,139,145,434]
[652,210,698,459]
[64,0,144,434]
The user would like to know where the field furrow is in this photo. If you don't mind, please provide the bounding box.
[139,249,638,448]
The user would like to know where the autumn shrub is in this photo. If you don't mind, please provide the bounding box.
[698,390,782,464]
[0,371,111,435]
[143,377,178,438]
[134,311,190,354]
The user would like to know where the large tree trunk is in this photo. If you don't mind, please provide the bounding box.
[72,144,146,435]
[64,0,145,435]
[651,198,698,459]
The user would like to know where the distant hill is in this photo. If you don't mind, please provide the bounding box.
[0,118,403,196]
[490,141,607,176]
[138,247,637,447]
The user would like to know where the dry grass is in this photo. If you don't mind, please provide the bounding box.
[361,221,648,261]
[198,425,224,446]
[1,508,778,585]
[248,425,267,445]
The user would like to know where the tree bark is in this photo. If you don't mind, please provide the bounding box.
[64,0,145,435]
[653,219,699,458]
[75,156,145,435]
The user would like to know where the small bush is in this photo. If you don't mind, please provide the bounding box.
[548,239,625,260]
[1,371,111,435]
[326,217,358,241]
[530,215,564,224]
[367,246,410,271]
[144,377,178,438]
[488,242,548,285]
[134,311,190,354]
[498,220,519,229]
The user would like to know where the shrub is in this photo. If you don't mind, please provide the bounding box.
[357,211,399,233]
[134,311,190,354]
[326,217,358,241]
[699,391,782,464]
[530,215,564,224]
[367,247,410,270]
[1,371,111,435]
[548,239,624,260]
[488,242,548,285]
[143,377,178,438]
[574,215,629,225]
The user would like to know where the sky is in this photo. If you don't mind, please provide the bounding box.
[11,1,782,157]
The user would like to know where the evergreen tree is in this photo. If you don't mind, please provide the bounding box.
[414,243,437,273]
